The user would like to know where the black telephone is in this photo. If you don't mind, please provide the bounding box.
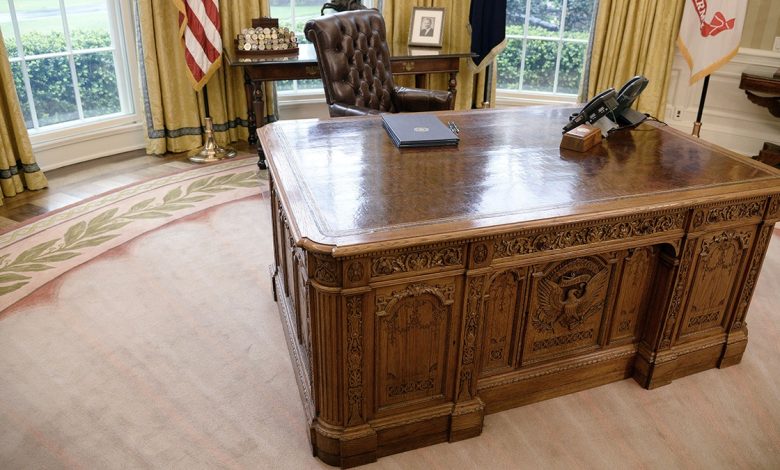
[563,75,649,133]
[612,75,649,126]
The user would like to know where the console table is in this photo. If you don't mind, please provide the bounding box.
[739,66,780,167]
[259,106,780,467]
[225,44,472,169]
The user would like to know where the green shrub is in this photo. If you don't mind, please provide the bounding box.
[4,30,120,128]
[497,25,588,94]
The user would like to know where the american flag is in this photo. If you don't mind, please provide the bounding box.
[175,0,222,91]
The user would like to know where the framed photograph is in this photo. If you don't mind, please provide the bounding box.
[408,7,445,48]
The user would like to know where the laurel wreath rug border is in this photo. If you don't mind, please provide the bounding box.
[0,158,266,311]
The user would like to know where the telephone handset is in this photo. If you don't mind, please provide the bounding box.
[562,75,649,133]
[562,88,618,133]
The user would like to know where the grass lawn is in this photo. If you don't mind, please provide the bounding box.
[1,0,108,37]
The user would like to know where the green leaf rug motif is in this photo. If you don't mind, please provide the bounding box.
[0,169,260,297]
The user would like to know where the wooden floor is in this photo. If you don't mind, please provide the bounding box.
[0,143,254,232]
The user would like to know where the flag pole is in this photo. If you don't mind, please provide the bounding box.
[691,75,710,138]
[189,83,237,163]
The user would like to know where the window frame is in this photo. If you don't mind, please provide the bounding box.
[3,0,144,145]
[497,0,592,102]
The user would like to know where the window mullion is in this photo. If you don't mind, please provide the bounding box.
[291,0,299,92]
[553,0,569,94]
[58,0,85,120]
[518,0,532,91]
[107,0,131,114]
[72,46,114,55]
[10,48,115,63]
[7,0,40,129]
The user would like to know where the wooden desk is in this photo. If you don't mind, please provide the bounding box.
[259,107,780,468]
[225,44,472,169]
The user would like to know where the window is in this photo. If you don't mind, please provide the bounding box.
[1,0,135,132]
[498,0,596,97]
[269,0,377,95]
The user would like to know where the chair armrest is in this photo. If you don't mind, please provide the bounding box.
[329,103,383,117]
[392,87,454,112]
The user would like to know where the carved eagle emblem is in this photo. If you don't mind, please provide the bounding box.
[532,266,609,333]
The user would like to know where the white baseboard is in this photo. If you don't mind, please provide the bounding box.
[33,121,147,171]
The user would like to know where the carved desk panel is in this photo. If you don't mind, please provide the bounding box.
[260,107,780,468]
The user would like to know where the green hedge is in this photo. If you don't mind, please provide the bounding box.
[4,30,120,128]
[497,25,588,94]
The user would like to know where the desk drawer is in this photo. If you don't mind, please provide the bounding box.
[245,62,321,81]
[391,57,460,75]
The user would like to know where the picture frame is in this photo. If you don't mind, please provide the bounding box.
[408,7,445,48]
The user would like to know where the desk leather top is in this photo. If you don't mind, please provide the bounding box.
[260,106,780,253]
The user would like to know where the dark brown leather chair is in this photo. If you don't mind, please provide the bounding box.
[304,10,454,117]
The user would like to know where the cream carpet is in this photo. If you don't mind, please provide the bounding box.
[1,159,779,469]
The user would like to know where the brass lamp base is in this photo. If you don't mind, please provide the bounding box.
[189,117,237,163]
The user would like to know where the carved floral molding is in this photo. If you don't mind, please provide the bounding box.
[372,247,463,277]
[692,199,765,229]
[732,225,774,331]
[346,295,364,425]
[494,212,685,259]
[375,283,455,317]
[312,253,339,286]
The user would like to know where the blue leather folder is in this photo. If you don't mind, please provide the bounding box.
[381,114,459,148]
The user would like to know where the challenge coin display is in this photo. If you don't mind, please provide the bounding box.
[235,25,299,56]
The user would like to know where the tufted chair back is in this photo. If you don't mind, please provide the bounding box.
[305,10,397,113]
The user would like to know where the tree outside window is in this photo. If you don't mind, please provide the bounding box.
[498,0,596,96]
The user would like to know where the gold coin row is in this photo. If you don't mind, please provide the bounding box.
[239,41,295,51]
[237,27,298,52]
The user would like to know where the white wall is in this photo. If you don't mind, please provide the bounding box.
[663,48,780,156]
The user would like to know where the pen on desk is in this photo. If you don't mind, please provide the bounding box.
[447,121,459,135]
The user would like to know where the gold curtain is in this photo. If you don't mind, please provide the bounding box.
[381,1,498,110]
[587,0,684,119]
[136,0,274,154]
[0,29,47,206]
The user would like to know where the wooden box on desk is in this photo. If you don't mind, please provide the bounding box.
[560,124,602,152]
